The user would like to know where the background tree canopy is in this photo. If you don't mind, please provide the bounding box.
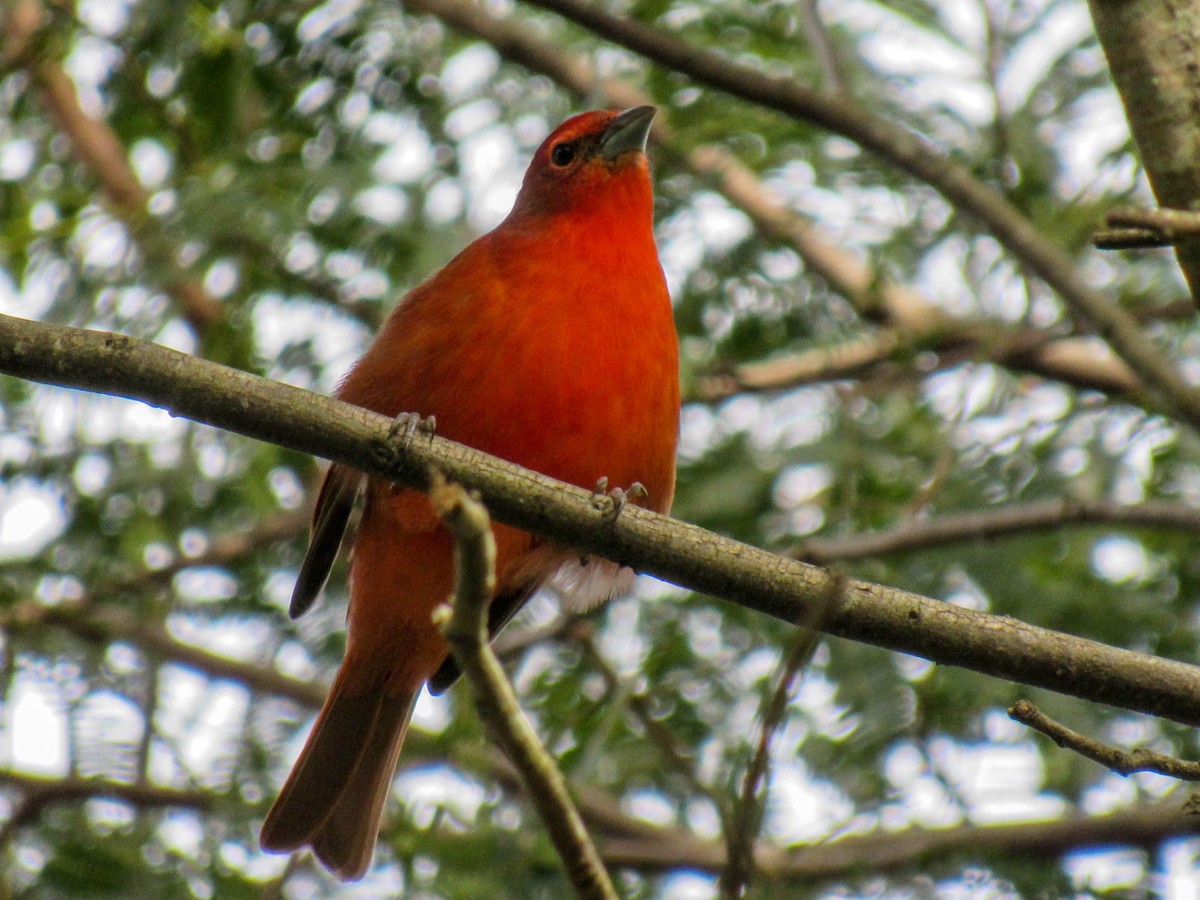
[3,0,1200,896]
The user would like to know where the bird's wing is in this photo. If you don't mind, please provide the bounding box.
[289,463,363,619]
[427,557,639,693]
[426,581,539,694]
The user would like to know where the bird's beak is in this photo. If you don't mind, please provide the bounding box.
[599,106,656,162]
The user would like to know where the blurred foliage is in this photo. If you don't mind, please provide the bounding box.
[1,0,1198,896]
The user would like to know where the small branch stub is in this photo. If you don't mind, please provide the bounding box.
[1009,699,1200,781]
[430,473,618,900]
[1094,207,1200,250]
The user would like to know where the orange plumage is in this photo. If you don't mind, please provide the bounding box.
[259,107,679,879]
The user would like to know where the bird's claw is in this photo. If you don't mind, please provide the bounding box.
[590,478,647,520]
[388,412,437,449]
[382,415,437,492]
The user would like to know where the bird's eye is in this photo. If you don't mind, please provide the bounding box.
[550,143,577,167]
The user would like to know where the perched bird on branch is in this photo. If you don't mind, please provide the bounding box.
[259,107,680,880]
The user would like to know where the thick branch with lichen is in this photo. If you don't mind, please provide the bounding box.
[4,314,1200,728]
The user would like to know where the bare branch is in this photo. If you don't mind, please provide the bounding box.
[1088,0,1200,300]
[1094,207,1200,250]
[574,626,727,820]
[1094,228,1175,250]
[419,739,1200,880]
[3,734,1197,884]
[134,656,159,785]
[0,770,212,846]
[1010,700,1200,781]
[6,315,1200,728]
[492,607,581,660]
[796,498,1200,563]
[721,575,839,899]
[92,509,309,604]
[431,476,617,900]
[695,326,1142,401]
[5,600,325,709]
[598,797,1200,879]
[799,0,847,96]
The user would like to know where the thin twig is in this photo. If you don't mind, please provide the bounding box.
[980,0,1015,193]
[795,498,1200,563]
[134,655,159,785]
[491,602,583,661]
[1093,205,1200,249]
[4,601,325,708]
[93,508,310,604]
[720,573,842,899]
[1100,207,1200,249]
[799,0,847,96]
[0,770,212,846]
[1093,228,1173,250]
[430,474,618,900]
[1010,700,1200,780]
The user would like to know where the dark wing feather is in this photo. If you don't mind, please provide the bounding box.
[290,464,362,619]
[428,582,539,693]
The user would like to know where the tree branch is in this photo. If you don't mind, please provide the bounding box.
[695,326,1141,401]
[402,736,1200,880]
[1094,207,1200,250]
[574,626,729,823]
[1010,700,1200,781]
[679,148,1140,399]
[597,797,1200,880]
[431,476,617,900]
[513,0,1200,429]
[4,600,325,709]
[796,498,1200,563]
[1087,0,1200,301]
[5,315,1200,726]
[92,508,309,604]
[0,770,212,846]
[721,582,834,900]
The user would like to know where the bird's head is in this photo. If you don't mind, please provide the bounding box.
[510,106,657,220]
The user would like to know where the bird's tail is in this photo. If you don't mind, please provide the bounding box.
[260,661,417,881]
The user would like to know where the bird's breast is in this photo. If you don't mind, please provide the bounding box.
[342,218,680,513]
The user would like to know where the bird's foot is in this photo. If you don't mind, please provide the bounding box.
[388,412,437,449]
[590,477,647,520]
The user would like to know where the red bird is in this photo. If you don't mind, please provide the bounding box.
[259,107,680,879]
